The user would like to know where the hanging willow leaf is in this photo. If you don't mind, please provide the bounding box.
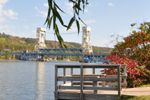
[45,0,88,47]
[76,20,80,33]
[48,0,52,9]
[69,0,76,4]
[54,24,59,33]
[44,8,51,25]
[74,3,81,10]
[131,23,136,27]
[74,8,79,15]
[53,6,66,27]
[55,25,66,48]
[53,2,64,13]
[53,16,56,30]
[47,8,51,18]
[67,17,75,30]
[54,20,66,48]
[78,17,86,25]
[86,0,89,5]
[45,16,53,28]
[81,0,85,4]
[54,9,63,25]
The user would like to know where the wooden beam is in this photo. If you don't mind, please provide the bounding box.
[59,86,118,91]
[57,76,118,82]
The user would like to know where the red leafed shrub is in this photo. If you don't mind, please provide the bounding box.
[107,23,150,87]
[105,55,143,87]
[113,30,150,67]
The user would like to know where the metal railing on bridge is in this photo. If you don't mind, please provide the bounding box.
[0,48,109,62]
[38,48,83,56]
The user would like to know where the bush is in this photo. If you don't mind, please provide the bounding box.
[106,55,143,87]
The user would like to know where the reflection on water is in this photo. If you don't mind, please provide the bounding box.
[36,62,45,100]
[0,61,77,100]
[0,61,36,100]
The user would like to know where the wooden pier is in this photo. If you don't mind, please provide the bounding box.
[54,64,127,100]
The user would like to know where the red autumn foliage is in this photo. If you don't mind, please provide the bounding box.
[109,23,150,87]
[105,55,142,79]
[113,31,150,67]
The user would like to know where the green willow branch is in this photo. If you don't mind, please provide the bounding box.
[45,0,88,48]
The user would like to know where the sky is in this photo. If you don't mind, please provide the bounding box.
[1,0,150,47]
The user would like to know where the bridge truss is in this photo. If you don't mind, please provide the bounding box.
[1,48,108,62]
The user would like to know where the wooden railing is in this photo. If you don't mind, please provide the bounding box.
[54,64,127,100]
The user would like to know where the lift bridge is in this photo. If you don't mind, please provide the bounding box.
[2,27,109,62]
[14,48,108,62]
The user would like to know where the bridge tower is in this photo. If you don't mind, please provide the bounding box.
[35,27,47,50]
[82,26,93,55]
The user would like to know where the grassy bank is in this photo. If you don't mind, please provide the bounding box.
[140,84,150,87]
[121,95,150,100]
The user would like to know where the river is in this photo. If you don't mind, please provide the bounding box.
[0,61,79,100]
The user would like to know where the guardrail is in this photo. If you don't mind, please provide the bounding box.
[54,64,127,100]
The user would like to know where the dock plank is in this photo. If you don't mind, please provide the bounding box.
[58,92,118,100]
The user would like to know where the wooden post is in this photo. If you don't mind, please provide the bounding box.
[63,67,66,84]
[71,67,73,86]
[93,67,97,94]
[55,65,58,100]
[93,81,97,94]
[93,67,95,74]
[80,65,83,100]
[71,67,73,75]
[123,65,127,87]
[117,65,121,99]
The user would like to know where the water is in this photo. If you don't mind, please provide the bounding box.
[0,61,79,100]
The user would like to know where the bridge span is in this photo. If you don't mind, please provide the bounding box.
[12,48,108,62]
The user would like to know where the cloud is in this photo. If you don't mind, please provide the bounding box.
[0,0,18,36]
[0,0,18,23]
[107,2,115,7]
[0,0,7,5]
[0,24,16,36]
[2,9,18,19]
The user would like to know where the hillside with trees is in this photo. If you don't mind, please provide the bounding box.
[0,33,112,54]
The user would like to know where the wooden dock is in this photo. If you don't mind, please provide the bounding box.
[54,63,127,100]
